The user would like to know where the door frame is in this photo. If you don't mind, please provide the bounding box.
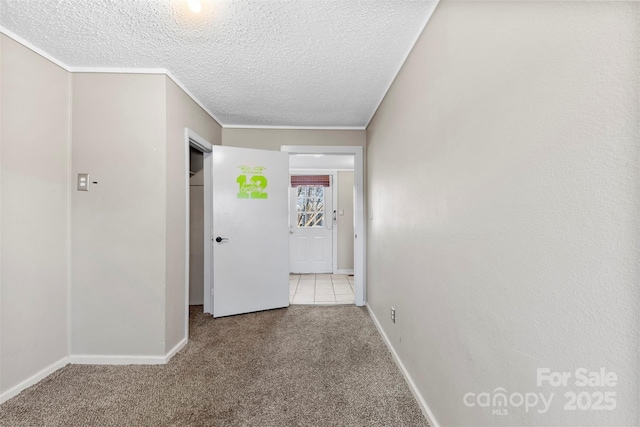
[282,146,366,306]
[288,169,338,274]
[184,128,214,329]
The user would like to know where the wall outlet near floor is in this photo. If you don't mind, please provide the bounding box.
[391,307,396,323]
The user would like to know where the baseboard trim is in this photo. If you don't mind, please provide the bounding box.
[366,305,440,427]
[165,337,188,362]
[69,354,166,365]
[334,269,354,275]
[0,340,189,404]
[0,356,69,404]
[69,337,188,366]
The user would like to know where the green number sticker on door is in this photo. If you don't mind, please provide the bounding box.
[237,165,268,199]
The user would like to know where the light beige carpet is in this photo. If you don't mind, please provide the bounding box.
[0,305,428,427]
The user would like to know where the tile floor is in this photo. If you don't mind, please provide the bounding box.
[290,274,355,305]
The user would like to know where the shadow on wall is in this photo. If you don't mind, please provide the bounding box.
[189,147,204,305]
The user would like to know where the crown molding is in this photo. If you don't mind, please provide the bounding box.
[223,124,366,131]
[1,25,375,131]
[0,25,70,71]
[69,66,166,74]
[364,0,440,129]
[165,70,223,127]
[0,26,222,127]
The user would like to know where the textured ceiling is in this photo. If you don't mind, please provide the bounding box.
[0,0,437,128]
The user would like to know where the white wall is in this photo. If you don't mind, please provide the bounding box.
[366,2,639,426]
[289,154,354,170]
[337,171,354,271]
[0,34,70,395]
[0,32,218,399]
[222,128,365,150]
[71,73,167,356]
[70,74,221,358]
[165,77,221,352]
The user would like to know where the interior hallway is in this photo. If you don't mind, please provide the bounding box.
[290,274,355,305]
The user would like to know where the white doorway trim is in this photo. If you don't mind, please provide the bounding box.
[289,169,338,274]
[282,146,365,306]
[184,128,213,333]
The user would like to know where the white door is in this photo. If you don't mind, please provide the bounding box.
[212,146,289,318]
[289,177,334,273]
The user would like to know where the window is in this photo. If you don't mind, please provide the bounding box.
[291,175,331,228]
[296,186,325,228]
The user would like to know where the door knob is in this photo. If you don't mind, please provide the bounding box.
[215,237,228,243]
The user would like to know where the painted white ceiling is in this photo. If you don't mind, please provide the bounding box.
[0,0,437,128]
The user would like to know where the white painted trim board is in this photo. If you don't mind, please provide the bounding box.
[367,305,441,427]
[0,357,69,404]
[224,125,365,131]
[69,355,166,365]
[0,26,223,127]
[165,337,189,362]
[69,337,187,365]
[364,0,440,128]
[0,26,370,131]
[1,339,188,404]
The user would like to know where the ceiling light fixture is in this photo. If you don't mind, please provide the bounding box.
[187,0,201,13]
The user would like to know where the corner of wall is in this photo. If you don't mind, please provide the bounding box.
[164,77,220,356]
[0,31,71,399]
[0,357,69,405]
[66,53,73,363]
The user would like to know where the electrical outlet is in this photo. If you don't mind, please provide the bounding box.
[77,173,89,191]
[391,307,396,323]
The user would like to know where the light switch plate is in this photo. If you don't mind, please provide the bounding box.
[77,173,89,191]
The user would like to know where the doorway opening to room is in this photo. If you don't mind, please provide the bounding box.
[184,129,213,331]
[287,152,357,305]
[188,147,205,309]
[184,142,364,323]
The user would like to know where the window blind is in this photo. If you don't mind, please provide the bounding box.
[290,175,331,187]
